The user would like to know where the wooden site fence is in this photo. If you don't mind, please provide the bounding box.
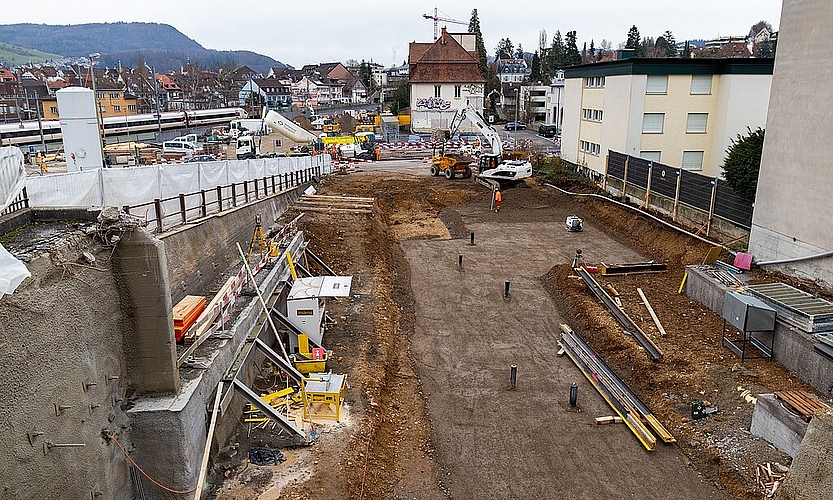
[123,165,320,234]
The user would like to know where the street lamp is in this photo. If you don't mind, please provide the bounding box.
[145,63,162,136]
[89,52,106,166]
[514,88,520,145]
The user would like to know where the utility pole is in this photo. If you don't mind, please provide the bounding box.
[514,87,519,145]
[89,53,106,167]
[151,65,162,135]
[34,91,46,153]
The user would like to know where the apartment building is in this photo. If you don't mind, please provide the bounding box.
[561,58,773,178]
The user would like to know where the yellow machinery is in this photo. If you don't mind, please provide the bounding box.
[301,372,346,421]
[292,334,328,374]
[355,124,375,134]
[429,149,474,179]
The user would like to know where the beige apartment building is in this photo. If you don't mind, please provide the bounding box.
[561,59,773,178]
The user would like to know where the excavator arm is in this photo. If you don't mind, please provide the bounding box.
[448,103,502,157]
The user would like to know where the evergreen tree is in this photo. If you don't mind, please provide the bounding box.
[588,39,595,62]
[359,60,372,89]
[582,42,587,63]
[663,30,677,57]
[549,30,565,70]
[496,38,514,59]
[626,25,642,56]
[516,43,524,59]
[722,127,765,200]
[530,50,541,80]
[468,9,488,78]
[565,31,581,65]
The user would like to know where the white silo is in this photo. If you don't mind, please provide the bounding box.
[56,87,103,172]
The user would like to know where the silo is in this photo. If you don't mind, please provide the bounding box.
[56,87,103,172]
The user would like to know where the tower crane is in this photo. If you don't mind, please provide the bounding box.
[422,7,467,40]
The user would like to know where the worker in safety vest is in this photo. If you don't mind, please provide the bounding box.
[494,188,502,213]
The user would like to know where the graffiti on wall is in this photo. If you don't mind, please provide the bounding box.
[415,97,452,110]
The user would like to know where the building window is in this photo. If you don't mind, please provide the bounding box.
[109,92,120,99]
[274,139,282,147]
[96,92,104,99]
[686,113,708,133]
[690,74,712,94]
[582,108,603,122]
[113,105,121,112]
[682,151,704,170]
[99,105,106,113]
[646,75,668,94]
[585,76,605,88]
[642,113,665,133]
[640,151,661,163]
[580,140,601,156]
[49,106,58,114]
[434,85,441,98]
[454,85,461,98]
[128,104,136,111]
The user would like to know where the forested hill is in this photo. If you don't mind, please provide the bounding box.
[0,22,288,73]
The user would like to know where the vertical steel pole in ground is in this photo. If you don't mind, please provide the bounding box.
[569,382,578,406]
[673,169,682,221]
[706,179,717,236]
[510,365,518,390]
[621,155,629,202]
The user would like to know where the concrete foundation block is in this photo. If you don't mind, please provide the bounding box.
[750,393,808,457]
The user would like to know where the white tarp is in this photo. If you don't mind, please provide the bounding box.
[24,156,330,209]
[0,146,30,295]
[0,146,26,212]
[26,170,102,206]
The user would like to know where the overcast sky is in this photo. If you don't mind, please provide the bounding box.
[5,1,782,68]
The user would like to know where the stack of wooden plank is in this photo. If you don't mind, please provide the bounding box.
[774,390,830,422]
[294,194,375,214]
[173,295,207,343]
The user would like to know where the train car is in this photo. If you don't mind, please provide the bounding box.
[0,107,248,149]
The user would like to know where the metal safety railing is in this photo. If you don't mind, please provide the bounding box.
[1,187,29,217]
[123,166,320,233]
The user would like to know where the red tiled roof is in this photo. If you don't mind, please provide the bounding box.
[409,29,484,83]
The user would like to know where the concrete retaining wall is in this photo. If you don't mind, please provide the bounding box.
[161,184,303,305]
[684,265,833,397]
[126,232,303,496]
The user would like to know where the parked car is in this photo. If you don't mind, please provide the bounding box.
[185,154,217,163]
[538,124,559,138]
[504,121,527,131]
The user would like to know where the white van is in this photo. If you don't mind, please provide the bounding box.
[162,141,200,157]
[172,134,199,144]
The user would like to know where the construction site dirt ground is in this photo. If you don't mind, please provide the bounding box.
[210,166,822,500]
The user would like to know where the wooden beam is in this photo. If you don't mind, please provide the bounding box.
[637,287,667,337]
[292,206,373,214]
[303,194,375,202]
[194,381,224,500]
